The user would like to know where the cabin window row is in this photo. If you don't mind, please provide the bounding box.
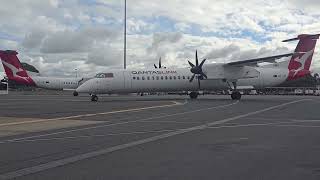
[273,74,286,78]
[132,76,190,80]
[63,82,77,85]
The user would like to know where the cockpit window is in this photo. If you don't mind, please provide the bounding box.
[95,73,114,78]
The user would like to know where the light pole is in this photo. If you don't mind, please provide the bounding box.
[124,0,127,69]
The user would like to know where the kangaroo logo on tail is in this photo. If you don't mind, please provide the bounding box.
[283,34,319,80]
[288,49,314,80]
[0,50,35,85]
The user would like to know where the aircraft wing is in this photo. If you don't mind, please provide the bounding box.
[226,53,294,67]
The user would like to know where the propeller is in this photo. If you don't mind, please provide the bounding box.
[188,50,207,89]
[153,57,165,69]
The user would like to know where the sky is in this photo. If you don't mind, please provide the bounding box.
[1,0,320,78]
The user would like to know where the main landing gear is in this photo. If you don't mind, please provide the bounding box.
[231,91,241,100]
[189,91,198,99]
[229,81,241,100]
[91,94,98,102]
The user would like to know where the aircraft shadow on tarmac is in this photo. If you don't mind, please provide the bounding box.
[87,95,295,103]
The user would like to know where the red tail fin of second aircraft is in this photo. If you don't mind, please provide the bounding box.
[0,50,35,85]
[283,34,319,80]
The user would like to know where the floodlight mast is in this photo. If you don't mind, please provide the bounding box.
[124,0,127,69]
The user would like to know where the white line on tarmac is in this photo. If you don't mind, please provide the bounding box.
[209,123,320,129]
[206,121,300,129]
[137,120,199,124]
[0,101,238,143]
[4,119,319,144]
[291,120,320,122]
[0,129,178,144]
[0,99,309,179]
[0,98,102,103]
[0,101,185,127]
[244,117,320,122]
[275,124,320,128]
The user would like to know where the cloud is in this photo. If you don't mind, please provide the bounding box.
[205,43,290,63]
[127,18,155,34]
[205,44,240,60]
[87,47,122,66]
[148,32,183,52]
[39,27,119,54]
[1,0,320,77]
[22,29,46,49]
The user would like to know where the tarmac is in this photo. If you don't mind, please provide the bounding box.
[0,94,320,180]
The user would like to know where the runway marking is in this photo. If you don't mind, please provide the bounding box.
[1,101,238,143]
[208,123,320,129]
[206,121,300,129]
[291,120,320,122]
[0,98,101,103]
[138,120,199,124]
[274,124,320,128]
[0,130,177,144]
[4,121,315,144]
[0,101,185,127]
[0,99,309,179]
[245,117,320,122]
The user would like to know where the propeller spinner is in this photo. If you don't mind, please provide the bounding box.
[188,50,207,88]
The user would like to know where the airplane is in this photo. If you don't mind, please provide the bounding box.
[75,34,319,101]
[0,50,86,96]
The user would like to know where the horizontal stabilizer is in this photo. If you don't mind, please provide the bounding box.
[282,34,320,42]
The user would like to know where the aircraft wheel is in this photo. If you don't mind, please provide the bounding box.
[91,95,98,102]
[231,91,241,100]
[73,91,79,96]
[189,91,198,99]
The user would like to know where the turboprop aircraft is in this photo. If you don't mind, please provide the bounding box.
[0,50,86,96]
[76,34,319,101]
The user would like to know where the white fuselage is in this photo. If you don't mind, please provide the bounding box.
[76,65,288,94]
[31,76,83,90]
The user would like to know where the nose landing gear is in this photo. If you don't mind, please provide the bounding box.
[189,91,199,99]
[231,91,241,100]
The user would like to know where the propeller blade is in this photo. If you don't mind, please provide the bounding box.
[199,59,206,68]
[154,64,157,69]
[201,72,207,79]
[188,50,207,86]
[159,57,161,68]
[195,50,199,66]
[189,74,195,82]
[188,61,195,67]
